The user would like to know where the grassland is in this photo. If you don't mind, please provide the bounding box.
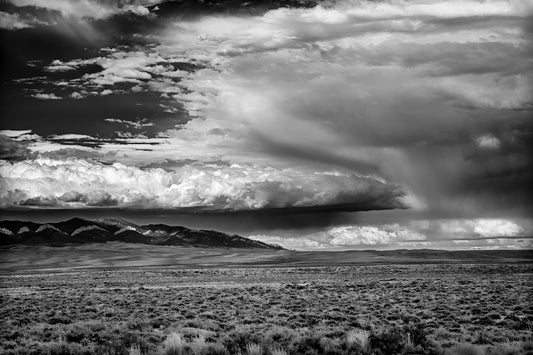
[1,244,531,271]
[0,245,532,354]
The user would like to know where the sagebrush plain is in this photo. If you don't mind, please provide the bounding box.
[1,246,532,355]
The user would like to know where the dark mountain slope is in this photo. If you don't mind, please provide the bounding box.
[0,218,284,249]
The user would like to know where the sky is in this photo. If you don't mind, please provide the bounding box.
[0,0,532,250]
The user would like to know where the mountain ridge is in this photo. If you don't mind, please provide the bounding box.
[0,218,283,250]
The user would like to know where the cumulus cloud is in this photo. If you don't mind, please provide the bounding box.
[433,218,524,238]
[0,158,407,210]
[326,225,426,246]
[32,93,61,100]
[81,51,162,86]
[250,218,530,250]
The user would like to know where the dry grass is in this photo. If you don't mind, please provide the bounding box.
[346,328,370,352]
[269,346,288,355]
[162,332,186,355]
[245,342,262,355]
[129,344,142,355]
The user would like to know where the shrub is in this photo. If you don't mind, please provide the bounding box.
[263,326,295,346]
[319,336,343,355]
[203,342,229,355]
[222,329,261,354]
[404,323,428,348]
[289,335,323,355]
[369,327,405,355]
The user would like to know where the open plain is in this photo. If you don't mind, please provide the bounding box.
[0,245,532,354]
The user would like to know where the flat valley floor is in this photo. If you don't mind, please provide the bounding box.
[0,245,532,354]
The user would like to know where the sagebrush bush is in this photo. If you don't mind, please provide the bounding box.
[369,327,405,355]
[203,342,229,355]
[404,323,429,348]
[288,334,324,355]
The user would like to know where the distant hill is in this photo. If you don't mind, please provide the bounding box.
[0,218,284,249]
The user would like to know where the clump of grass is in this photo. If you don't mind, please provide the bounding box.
[162,332,186,355]
[45,340,87,355]
[160,332,229,355]
[346,328,370,352]
[129,344,142,355]
[245,342,262,355]
[269,346,288,355]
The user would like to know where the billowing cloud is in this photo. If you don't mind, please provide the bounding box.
[0,158,407,210]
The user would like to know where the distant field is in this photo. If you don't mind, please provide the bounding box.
[0,243,532,272]
[0,245,532,354]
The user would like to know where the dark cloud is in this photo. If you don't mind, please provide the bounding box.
[58,191,119,206]
[355,41,533,77]
[0,134,34,160]
[455,123,533,213]
[19,196,59,207]
[39,147,115,161]
[141,158,199,171]
[149,0,320,19]
[0,207,361,235]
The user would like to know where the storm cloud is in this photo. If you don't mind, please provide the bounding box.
[0,0,532,249]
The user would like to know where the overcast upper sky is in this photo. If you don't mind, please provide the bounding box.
[0,0,532,250]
